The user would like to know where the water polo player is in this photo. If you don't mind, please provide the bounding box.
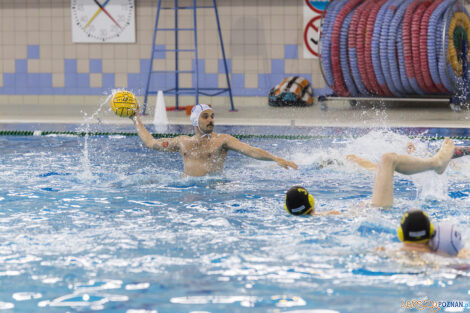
[284,186,340,216]
[131,103,298,176]
[284,138,455,212]
[398,210,469,258]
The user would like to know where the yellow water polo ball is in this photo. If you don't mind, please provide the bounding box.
[110,90,138,117]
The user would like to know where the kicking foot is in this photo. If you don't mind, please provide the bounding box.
[433,137,455,174]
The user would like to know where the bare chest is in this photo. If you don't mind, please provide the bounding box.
[181,140,225,160]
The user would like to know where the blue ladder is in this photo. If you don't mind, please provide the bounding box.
[143,0,235,113]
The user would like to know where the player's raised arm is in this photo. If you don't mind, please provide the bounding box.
[131,114,180,152]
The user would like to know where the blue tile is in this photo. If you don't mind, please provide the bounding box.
[102,73,115,89]
[127,73,145,91]
[65,72,78,88]
[284,44,298,59]
[271,59,284,74]
[153,44,166,59]
[231,73,244,89]
[77,74,90,88]
[15,73,27,87]
[15,60,28,73]
[65,59,77,74]
[194,73,218,89]
[140,59,151,74]
[150,72,171,90]
[27,45,40,59]
[89,59,102,73]
[39,74,52,88]
[27,74,40,88]
[3,74,16,88]
[218,59,231,74]
[192,58,205,73]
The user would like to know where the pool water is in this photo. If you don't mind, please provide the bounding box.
[0,130,469,313]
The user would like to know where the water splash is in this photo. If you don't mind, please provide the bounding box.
[76,93,113,183]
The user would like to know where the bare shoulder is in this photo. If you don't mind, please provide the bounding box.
[212,133,232,142]
[216,133,235,141]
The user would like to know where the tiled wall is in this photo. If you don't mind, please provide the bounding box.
[0,0,327,103]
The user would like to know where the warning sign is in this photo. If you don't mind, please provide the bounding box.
[303,0,328,59]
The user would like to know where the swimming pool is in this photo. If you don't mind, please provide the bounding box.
[0,127,469,313]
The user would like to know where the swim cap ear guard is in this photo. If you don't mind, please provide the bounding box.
[397,210,434,243]
[285,186,315,215]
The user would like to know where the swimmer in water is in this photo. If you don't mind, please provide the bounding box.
[131,103,298,176]
[284,186,341,216]
[284,138,455,213]
[397,210,469,258]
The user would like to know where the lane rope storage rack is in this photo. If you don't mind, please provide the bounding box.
[318,0,470,111]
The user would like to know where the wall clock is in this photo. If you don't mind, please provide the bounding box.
[71,0,136,43]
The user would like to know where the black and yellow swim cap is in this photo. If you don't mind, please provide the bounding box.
[397,210,434,243]
[285,186,315,215]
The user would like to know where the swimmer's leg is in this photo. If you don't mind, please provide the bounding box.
[372,138,455,207]
[452,146,470,159]
[372,152,398,207]
[346,154,377,171]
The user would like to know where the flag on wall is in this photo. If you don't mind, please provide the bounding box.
[303,0,328,59]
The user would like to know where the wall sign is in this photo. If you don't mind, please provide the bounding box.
[303,0,328,59]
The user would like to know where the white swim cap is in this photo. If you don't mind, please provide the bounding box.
[190,104,212,127]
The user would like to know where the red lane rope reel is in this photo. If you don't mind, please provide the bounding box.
[365,0,390,95]
[331,0,364,96]
[412,0,434,93]
[420,0,447,93]
[356,0,376,94]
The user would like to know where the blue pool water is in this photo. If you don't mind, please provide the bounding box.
[0,129,469,313]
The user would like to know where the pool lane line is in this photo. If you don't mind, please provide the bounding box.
[0,130,469,141]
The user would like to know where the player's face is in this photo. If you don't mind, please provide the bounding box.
[199,109,215,133]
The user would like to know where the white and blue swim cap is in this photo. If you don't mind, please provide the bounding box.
[190,104,212,128]
[429,222,464,256]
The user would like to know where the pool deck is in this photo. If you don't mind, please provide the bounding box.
[0,98,469,129]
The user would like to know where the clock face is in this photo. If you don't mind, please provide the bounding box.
[71,0,135,43]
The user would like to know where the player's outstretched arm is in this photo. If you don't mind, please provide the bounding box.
[346,154,377,171]
[131,115,180,152]
[223,135,298,170]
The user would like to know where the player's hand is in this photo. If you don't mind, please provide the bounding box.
[276,158,298,170]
